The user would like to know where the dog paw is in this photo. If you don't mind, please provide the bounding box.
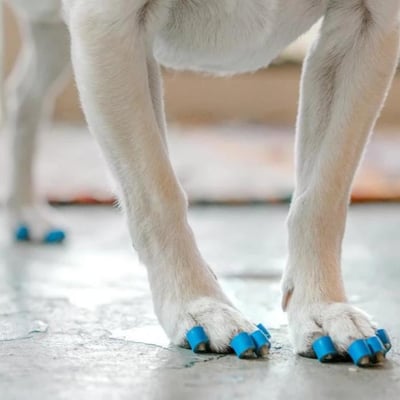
[287,301,390,365]
[161,297,271,358]
[8,204,66,244]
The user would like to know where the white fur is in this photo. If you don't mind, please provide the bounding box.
[5,0,400,357]
[5,0,70,239]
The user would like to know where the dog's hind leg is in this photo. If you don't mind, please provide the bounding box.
[63,0,263,355]
[6,7,70,243]
[282,0,400,362]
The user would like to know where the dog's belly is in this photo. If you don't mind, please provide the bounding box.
[154,0,325,74]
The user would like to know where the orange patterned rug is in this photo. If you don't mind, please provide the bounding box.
[1,123,400,205]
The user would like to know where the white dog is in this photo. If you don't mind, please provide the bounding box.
[5,0,400,363]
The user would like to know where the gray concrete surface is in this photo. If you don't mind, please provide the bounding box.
[0,205,399,400]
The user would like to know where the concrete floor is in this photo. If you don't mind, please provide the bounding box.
[0,204,399,400]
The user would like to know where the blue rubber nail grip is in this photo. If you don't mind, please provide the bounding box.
[186,326,209,352]
[230,332,256,358]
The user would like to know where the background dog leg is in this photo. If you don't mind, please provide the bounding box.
[6,12,70,242]
[64,0,261,355]
[282,0,400,359]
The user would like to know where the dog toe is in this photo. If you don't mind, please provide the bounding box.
[288,302,388,367]
[170,297,271,359]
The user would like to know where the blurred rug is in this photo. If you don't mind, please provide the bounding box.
[1,123,400,204]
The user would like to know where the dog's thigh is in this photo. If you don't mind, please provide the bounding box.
[7,0,63,23]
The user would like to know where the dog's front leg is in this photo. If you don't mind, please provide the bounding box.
[283,0,400,359]
[64,0,259,354]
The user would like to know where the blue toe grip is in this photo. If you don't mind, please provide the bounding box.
[15,225,30,241]
[230,332,256,358]
[367,336,385,358]
[44,229,66,244]
[251,329,271,353]
[347,339,372,366]
[312,336,338,362]
[376,329,392,353]
[186,326,209,352]
[257,323,271,339]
